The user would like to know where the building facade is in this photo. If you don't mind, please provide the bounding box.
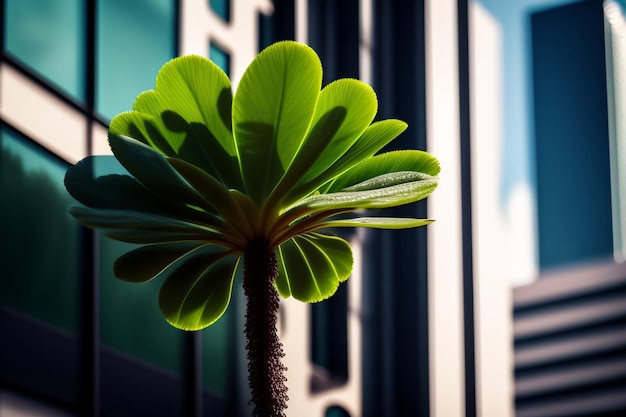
[2,1,625,417]
[0,1,457,416]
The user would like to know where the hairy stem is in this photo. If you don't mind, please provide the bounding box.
[243,241,288,417]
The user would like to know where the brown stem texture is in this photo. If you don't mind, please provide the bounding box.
[243,240,288,417]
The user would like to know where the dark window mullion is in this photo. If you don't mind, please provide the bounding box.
[80,1,99,416]
[457,0,477,416]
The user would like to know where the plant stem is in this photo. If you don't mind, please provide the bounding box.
[243,240,288,417]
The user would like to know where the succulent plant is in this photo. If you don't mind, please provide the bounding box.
[65,41,439,417]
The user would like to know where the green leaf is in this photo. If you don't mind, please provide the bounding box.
[287,174,438,213]
[166,157,253,238]
[275,233,352,302]
[110,55,242,189]
[64,156,162,210]
[108,134,210,210]
[109,111,179,155]
[317,217,434,229]
[288,119,408,200]
[134,55,233,149]
[104,229,226,245]
[63,41,442,334]
[65,155,227,229]
[271,78,378,207]
[340,171,433,191]
[232,41,322,204]
[68,206,232,245]
[292,79,377,187]
[158,247,239,330]
[327,149,441,193]
[114,242,207,283]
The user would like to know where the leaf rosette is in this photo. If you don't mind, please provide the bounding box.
[65,41,440,331]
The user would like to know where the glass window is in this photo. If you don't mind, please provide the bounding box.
[96,0,176,120]
[209,41,231,75]
[4,0,85,101]
[325,405,351,417]
[94,157,183,373]
[258,12,275,51]
[210,0,230,22]
[202,302,235,393]
[0,127,79,332]
[531,1,614,269]
[99,237,184,373]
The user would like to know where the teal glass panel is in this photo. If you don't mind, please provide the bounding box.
[201,275,238,393]
[96,0,176,120]
[326,406,350,417]
[4,0,85,101]
[0,128,79,332]
[209,42,231,75]
[210,0,230,22]
[95,157,182,373]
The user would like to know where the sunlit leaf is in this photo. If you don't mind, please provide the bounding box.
[287,119,408,200]
[275,233,352,302]
[270,78,378,207]
[110,55,242,189]
[64,40,441,332]
[232,41,322,204]
[341,171,434,191]
[327,149,441,193]
[317,217,434,230]
[158,248,239,330]
[292,79,377,186]
[286,174,438,214]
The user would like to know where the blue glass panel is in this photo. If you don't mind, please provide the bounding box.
[94,158,182,373]
[5,0,85,101]
[532,1,614,269]
[96,0,176,120]
[0,128,79,332]
[209,42,231,75]
[210,0,230,22]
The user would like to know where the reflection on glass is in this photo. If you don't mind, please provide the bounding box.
[0,128,79,332]
[94,156,182,373]
[5,0,85,101]
[96,0,176,120]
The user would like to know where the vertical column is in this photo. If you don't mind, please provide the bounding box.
[469,3,513,417]
[80,1,99,416]
[424,0,465,416]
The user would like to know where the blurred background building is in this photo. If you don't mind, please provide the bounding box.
[1,0,625,416]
